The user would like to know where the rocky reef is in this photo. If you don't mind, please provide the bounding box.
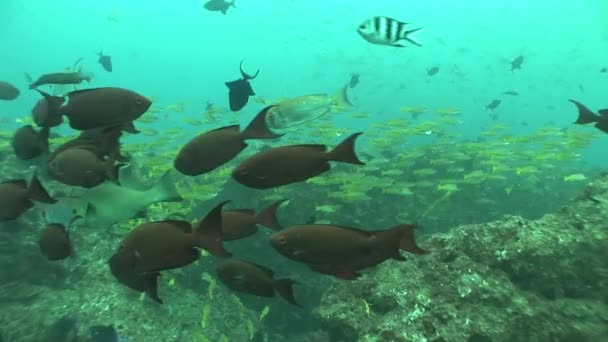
[314,174,608,342]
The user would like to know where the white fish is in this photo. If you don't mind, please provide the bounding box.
[43,169,182,227]
[357,16,422,47]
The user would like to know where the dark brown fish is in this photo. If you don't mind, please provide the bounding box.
[226,60,258,111]
[174,106,282,176]
[51,125,125,162]
[485,99,501,110]
[31,89,65,127]
[569,99,608,134]
[306,225,421,280]
[114,201,230,275]
[29,71,91,89]
[426,66,439,76]
[60,87,151,130]
[48,148,120,188]
[0,81,20,100]
[108,251,162,303]
[11,125,50,160]
[216,259,300,306]
[510,55,524,71]
[270,223,427,266]
[0,174,56,222]
[39,224,73,261]
[98,51,112,72]
[221,200,285,241]
[232,132,364,189]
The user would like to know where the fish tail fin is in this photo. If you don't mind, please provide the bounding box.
[256,199,286,231]
[241,106,284,140]
[273,279,301,307]
[24,72,32,83]
[569,99,599,124]
[28,172,56,204]
[393,224,428,255]
[145,170,183,203]
[194,201,231,257]
[332,85,353,108]
[327,132,365,165]
[402,27,423,47]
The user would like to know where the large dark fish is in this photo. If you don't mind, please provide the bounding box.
[0,80,20,100]
[221,200,285,240]
[226,60,259,112]
[0,174,56,222]
[174,106,282,176]
[111,201,230,275]
[216,259,300,306]
[39,223,73,261]
[31,89,65,127]
[204,0,237,15]
[270,223,427,267]
[98,51,112,72]
[48,148,120,188]
[232,132,364,189]
[510,55,524,71]
[11,125,50,160]
[29,71,91,89]
[60,87,151,130]
[51,125,126,162]
[108,251,162,303]
[569,99,608,134]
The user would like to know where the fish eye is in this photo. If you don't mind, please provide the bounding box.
[359,24,366,30]
[135,98,143,105]
[276,236,287,245]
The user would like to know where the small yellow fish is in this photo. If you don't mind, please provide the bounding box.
[563,173,587,182]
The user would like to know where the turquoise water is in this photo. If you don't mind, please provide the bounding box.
[1,1,607,341]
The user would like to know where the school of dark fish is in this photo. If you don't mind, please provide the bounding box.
[0,9,605,311]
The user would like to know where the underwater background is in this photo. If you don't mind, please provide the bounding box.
[1,0,607,341]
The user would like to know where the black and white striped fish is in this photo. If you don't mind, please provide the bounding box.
[357,16,422,47]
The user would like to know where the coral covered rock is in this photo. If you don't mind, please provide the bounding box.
[314,175,608,341]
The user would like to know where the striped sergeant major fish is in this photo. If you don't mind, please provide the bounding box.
[357,16,422,47]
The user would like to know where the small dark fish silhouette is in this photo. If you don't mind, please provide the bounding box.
[0,81,20,100]
[98,51,112,72]
[225,60,259,112]
[348,72,360,89]
[485,99,501,110]
[503,90,519,96]
[426,66,439,76]
[510,55,524,71]
[204,0,237,15]
[600,67,607,73]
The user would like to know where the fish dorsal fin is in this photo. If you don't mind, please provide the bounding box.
[210,124,240,133]
[67,87,105,98]
[291,144,327,152]
[225,79,243,89]
[331,224,372,237]
[229,209,256,215]
[249,261,274,277]
[160,219,192,233]
[2,179,27,188]
[599,109,608,117]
